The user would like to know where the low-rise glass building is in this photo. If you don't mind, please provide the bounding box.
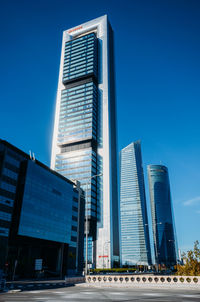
[0,139,84,278]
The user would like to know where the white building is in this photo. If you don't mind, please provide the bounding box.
[51,15,119,268]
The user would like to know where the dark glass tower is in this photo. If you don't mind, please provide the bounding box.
[120,141,152,266]
[147,165,177,267]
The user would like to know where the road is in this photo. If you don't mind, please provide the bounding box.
[0,285,200,301]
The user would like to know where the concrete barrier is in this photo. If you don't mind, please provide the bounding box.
[65,276,85,285]
[85,275,200,288]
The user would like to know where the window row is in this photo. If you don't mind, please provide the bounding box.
[65,37,95,52]
[65,43,95,57]
[56,154,96,165]
[60,108,96,123]
[59,111,94,123]
[63,67,95,79]
[59,126,97,138]
[60,101,96,115]
[58,132,95,143]
[55,159,96,170]
[64,50,94,62]
[59,122,97,135]
[63,61,94,74]
[65,34,95,48]
[59,103,97,116]
[63,57,94,72]
[59,108,96,123]
[64,53,95,66]
[62,81,94,93]
[58,123,93,136]
[61,92,97,104]
[61,88,96,100]
[60,96,95,110]
[63,53,95,67]
[0,181,16,193]
[59,112,93,124]
[61,86,97,97]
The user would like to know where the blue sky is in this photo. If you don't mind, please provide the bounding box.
[1,0,200,254]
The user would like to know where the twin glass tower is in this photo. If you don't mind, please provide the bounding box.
[51,15,119,268]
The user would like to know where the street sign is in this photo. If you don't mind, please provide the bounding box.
[35,259,42,271]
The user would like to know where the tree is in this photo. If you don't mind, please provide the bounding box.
[177,241,200,276]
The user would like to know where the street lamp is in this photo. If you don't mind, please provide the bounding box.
[85,173,103,276]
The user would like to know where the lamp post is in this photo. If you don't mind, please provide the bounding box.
[103,241,110,269]
[85,173,103,276]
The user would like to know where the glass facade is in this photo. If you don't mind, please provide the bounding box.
[51,16,119,268]
[58,82,97,145]
[0,143,25,242]
[63,33,97,83]
[147,165,177,267]
[120,142,151,266]
[18,160,78,246]
[0,139,85,274]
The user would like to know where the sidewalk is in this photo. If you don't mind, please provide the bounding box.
[2,278,76,292]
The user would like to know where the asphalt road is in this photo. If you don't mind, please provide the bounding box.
[0,285,200,302]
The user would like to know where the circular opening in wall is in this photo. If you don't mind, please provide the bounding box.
[193,278,198,283]
[114,277,118,282]
[154,277,159,283]
[131,277,135,282]
[98,277,101,282]
[108,277,112,282]
[88,277,91,282]
[148,277,153,282]
[93,277,96,282]
[167,277,171,282]
[180,277,184,283]
[103,277,107,282]
[173,277,178,283]
[136,277,141,282]
[160,277,165,283]
[125,277,129,282]
[142,277,146,282]
[119,277,123,282]
[186,278,191,283]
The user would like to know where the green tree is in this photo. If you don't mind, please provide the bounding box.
[177,241,200,276]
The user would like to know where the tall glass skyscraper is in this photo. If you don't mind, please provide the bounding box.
[51,15,119,268]
[147,165,177,267]
[120,141,151,266]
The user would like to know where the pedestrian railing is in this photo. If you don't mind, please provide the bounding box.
[86,275,200,287]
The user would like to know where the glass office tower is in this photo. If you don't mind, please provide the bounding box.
[147,165,177,267]
[120,141,151,266]
[51,15,119,268]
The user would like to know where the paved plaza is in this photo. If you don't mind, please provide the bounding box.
[1,285,200,302]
